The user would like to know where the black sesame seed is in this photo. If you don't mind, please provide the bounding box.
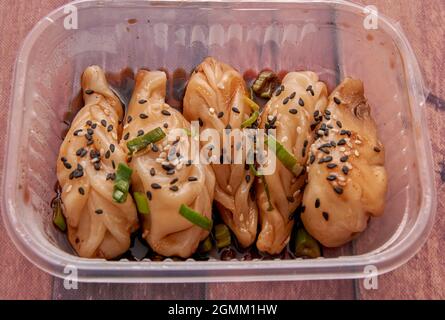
[85,133,92,140]
[306,85,315,96]
[325,110,331,116]
[78,187,85,195]
[94,162,101,171]
[327,163,337,169]
[198,118,203,127]
[318,156,333,163]
[314,110,320,117]
[330,141,337,147]
[170,178,178,185]
[163,123,168,129]
[95,209,103,214]
[100,119,106,127]
[85,89,94,95]
[166,170,175,175]
[150,168,156,176]
[151,144,159,152]
[139,113,148,119]
[340,155,349,162]
[289,108,298,114]
[337,139,347,146]
[127,116,133,123]
[287,196,294,203]
[146,191,152,200]
[374,146,381,153]
[123,132,130,140]
[112,160,116,169]
[327,175,337,181]
[342,166,349,175]
[76,148,84,156]
[86,120,93,126]
[91,123,97,129]
[334,186,344,194]
[299,98,305,106]
[188,176,198,182]
[162,163,175,171]
[151,183,161,189]
[319,148,330,155]
[63,162,72,169]
[310,123,317,131]
[336,120,343,128]
[106,173,116,181]
[322,212,329,221]
[217,111,224,118]
[137,130,144,137]
[107,125,113,132]
[186,160,192,166]
[73,129,82,136]
[310,154,316,164]
[232,107,240,114]
[105,150,111,159]
[283,97,290,105]
[315,198,320,208]
[334,97,341,105]
[324,114,331,120]
[72,169,83,178]
[245,175,251,183]
[61,157,67,163]
[289,92,296,99]
[169,185,179,192]
[110,144,115,152]
[138,99,147,104]
[161,110,171,116]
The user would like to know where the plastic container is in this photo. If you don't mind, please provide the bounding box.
[2,0,436,282]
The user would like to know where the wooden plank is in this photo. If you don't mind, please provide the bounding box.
[0,0,72,300]
[348,0,445,300]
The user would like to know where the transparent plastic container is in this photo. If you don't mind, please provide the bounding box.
[2,0,436,282]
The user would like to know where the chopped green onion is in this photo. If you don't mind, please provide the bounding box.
[113,163,133,203]
[127,127,166,155]
[243,96,260,112]
[250,164,273,211]
[241,111,259,128]
[215,224,231,249]
[179,204,212,231]
[52,198,66,232]
[294,227,321,259]
[252,71,279,99]
[265,135,303,176]
[199,237,213,253]
[134,191,150,215]
[183,128,192,136]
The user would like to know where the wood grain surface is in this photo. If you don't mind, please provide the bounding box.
[0,0,443,300]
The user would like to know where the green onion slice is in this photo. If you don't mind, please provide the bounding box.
[127,127,166,155]
[215,224,231,249]
[179,204,212,231]
[243,96,260,112]
[198,237,213,253]
[294,227,321,259]
[265,135,303,176]
[52,198,66,232]
[249,164,273,211]
[252,71,279,99]
[241,111,259,129]
[113,163,133,203]
[134,191,150,215]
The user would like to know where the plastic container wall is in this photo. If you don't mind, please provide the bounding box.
[2,0,435,282]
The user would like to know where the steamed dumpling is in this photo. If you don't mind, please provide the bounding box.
[256,72,328,254]
[183,57,258,248]
[57,66,138,259]
[121,70,215,258]
[301,78,387,247]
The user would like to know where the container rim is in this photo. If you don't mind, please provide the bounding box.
[2,0,436,282]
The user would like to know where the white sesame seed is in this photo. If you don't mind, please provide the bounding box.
[268,115,274,122]
[91,157,100,163]
[123,124,129,129]
[339,147,346,152]
[65,185,72,193]
[293,189,301,198]
[209,107,215,114]
[337,176,346,182]
[112,132,117,140]
[354,150,360,157]
[103,109,110,116]
[281,136,289,143]
[355,140,362,145]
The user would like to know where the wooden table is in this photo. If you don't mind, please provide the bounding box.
[0,0,444,300]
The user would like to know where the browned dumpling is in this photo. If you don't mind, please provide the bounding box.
[57,66,138,259]
[301,78,387,247]
[183,57,258,248]
[256,72,328,254]
[121,70,215,258]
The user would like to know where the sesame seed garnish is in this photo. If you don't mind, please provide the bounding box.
[170,178,178,185]
[217,111,224,118]
[327,163,337,169]
[334,97,341,105]
[306,85,314,96]
[87,140,94,146]
[61,157,67,162]
[138,99,147,104]
[151,183,161,189]
[112,160,116,169]
[166,170,175,175]
[146,191,152,200]
[188,176,198,182]
[104,150,111,159]
[95,209,103,214]
[101,119,107,127]
[161,110,171,116]
[78,187,85,195]
[225,124,232,130]
[232,107,240,114]
[94,162,101,171]
[139,113,148,119]
[283,97,290,105]
[340,155,349,162]
[374,146,381,153]
[342,166,349,175]
[319,156,333,163]
[107,125,113,132]
[314,110,320,117]
[137,130,144,137]
[150,168,156,176]
[334,186,343,194]
[91,123,97,129]
[340,129,351,136]
[76,148,84,156]
[322,212,329,221]
[123,132,130,140]
[298,98,305,106]
[86,120,93,126]
[336,121,343,128]
[151,144,159,152]
[327,175,337,181]
[127,116,133,123]
[337,139,347,146]
[169,185,179,192]
[85,89,94,95]
[315,198,320,208]
[63,161,72,169]
[106,173,116,181]
[309,154,315,164]
[73,129,82,136]
[198,118,203,127]
[289,108,298,114]
[110,144,115,152]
